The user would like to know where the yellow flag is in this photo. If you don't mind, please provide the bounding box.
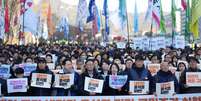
[190,0,201,39]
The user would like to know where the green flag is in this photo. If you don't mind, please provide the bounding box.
[171,0,176,28]
[185,0,190,41]
[160,0,166,33]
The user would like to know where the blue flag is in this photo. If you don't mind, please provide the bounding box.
[87,0,96,23]
[103,0,110,41]
[133,0,139,33]
[119,0,127,32]
[96,7,101,32]
[58,17,69,39]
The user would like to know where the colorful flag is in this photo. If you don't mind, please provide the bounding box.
[58,17,69,39]
[190,0,201,39]
[133,0,138,33]
[171,0,176,28]
[47,3,55,37]
[103,0,109,42]
[185,0,190,40]
[144,0,153,22]
[76,0,88,32]
[96,8,101,32]
[118,0,127,31]
[152,0,161,28]
[4,0,9,33]
[87,0,98,36]
[160,0,166,33]
[181,0,187,10]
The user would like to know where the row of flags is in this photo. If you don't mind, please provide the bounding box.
[1,0,201,43]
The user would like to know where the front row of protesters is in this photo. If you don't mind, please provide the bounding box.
[1,54,201,96]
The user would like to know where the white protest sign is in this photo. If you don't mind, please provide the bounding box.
[84,77,104,93]
[54,74,74,89]
[23,63,37,76]
[165,38,172,47]
[186,72,201,87]
[129,81,149,94]
[156,81,175,96]
[0,65,10,79]
[31,73,52,88]
[47,63,55,70]
[133,37,142,50]
[109,75,127,89]
[7,78,28,93]
[116,42,126,49]
[147,64,160,76]
[157,37,166,49]
[174,35,185,49]
[142,37,150,51]
[150,38,158,51]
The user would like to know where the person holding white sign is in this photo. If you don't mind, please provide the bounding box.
[103,63,127,95]
[55,59,80,96]
[80,59,103,96]
[8,68,28,96]
[180,57,201,93]
[29,58,55,96]
[153,62,179,96]
[127,55,154,95]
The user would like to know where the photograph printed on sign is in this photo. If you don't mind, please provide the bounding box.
[31,73,52,88]
[156,81,174,95]
[129,81,149,94]
[84,77,104,93]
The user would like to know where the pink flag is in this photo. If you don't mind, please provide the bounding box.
[181,0,187,10]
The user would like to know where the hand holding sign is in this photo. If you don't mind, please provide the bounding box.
[31,73,52,88]
[84,77,104,93]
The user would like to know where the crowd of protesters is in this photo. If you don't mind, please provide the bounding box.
[0,43,201,96]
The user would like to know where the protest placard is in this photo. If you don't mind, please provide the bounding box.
[109,75,127,89]
[47,63,55,70]
[23,63,37,76]
[54,74,74,89]
[147,64,160,76]
[84,77,104,93]
[0,64,10,79]
[156,81,175,95]
[7,78,28,93]
[174,35,185,49]
[186,72,201,87]
[129,81,149,94]
[116,42,126,49]
[31,73,52,88]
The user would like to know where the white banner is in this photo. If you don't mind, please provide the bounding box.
[174,35,185,49]
[186,72,201,87]
[1,93,201,101]
[129,81,149,94]
[31,73,52,88]
[54,74,74,89]
[84,77,104,93]
[7,78,28,93]
[156,81,175,96]
[109,75,127,89]
[147,64,160,76]
[116,42,126,49]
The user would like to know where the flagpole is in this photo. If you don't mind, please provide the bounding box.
[125,0,130,47]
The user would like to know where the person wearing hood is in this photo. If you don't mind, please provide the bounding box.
[152,62,179,95]
[55,58,80,96]
[180,57,201,93]
[29,58,55,96]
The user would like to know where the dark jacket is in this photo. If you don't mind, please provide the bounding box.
[0,78,7,96]
[125,66,154,94]
[79,70,103,96]
[102,74,127,95]
[180,68,201,94]
[153,70,179,93]
[56,70,80,96]
[29,66,54,96]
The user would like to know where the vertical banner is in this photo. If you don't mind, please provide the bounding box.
[7,78,28,93]
[129,81,149,94]
[152,0,161,27]
[84,77,104,93]
[31,73,52,88]
[156,81,175,95]
[54,74,74,89]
